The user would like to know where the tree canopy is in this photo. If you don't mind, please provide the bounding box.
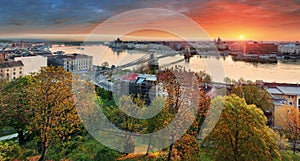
[202,94,281,161]
[27,66,81,161]
[230,84,273,111]
[0,76,33,145]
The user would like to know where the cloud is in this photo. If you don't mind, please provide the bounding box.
[0,0,299,40]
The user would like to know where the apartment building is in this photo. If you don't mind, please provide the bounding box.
[48,53,93,72]
[0,61,24,81]
[265,84,300,127]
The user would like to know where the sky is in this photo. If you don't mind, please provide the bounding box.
[0,0,299,41]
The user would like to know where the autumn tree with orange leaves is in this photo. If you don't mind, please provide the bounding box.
[282,106,300,154]
[27,66,81,161]
[157,66,210,161]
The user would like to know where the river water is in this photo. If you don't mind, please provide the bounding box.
[50,45,300,84]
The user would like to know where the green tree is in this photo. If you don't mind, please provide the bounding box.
[224,77,237,85]
[0,80,8,130]
[27,66,81,161]
[202,94,281,161]
[198,71,212,85]
[0,141,22,161]
[0,76,33,145]
[230,84,273,111]
[142,96,173,155]
[117,95,145,153]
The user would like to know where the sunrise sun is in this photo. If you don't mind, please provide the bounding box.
[239,34,245,40]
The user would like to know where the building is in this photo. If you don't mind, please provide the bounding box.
[265,83,300,127]
[48,53,93,72]
[215,37,228,51]
[14,55,47,75]
[245,42,278,55]
[0,61,24,81]
[278,43,300,55]
[114,73,167,105]
[228,42,245,53]
[228,42,278,55]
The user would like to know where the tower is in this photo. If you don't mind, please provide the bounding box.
[148,52,159,71]
[21,39,24,48]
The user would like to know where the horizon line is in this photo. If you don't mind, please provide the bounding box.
[0,34,299,42]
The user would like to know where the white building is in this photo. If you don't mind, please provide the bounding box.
[48,53,93,72]
[14,55,47,75]
[278,44,300,55]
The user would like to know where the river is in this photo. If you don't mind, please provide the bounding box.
[50,45,300,84]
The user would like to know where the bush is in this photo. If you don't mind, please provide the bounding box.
[68,138,120,161]
[0,141,22,161]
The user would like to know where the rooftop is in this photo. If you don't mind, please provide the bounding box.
[138,74,157,81]
[0,61,24,68]
[119,73,157,82]
[266,85,300,96]
[277,86,300,95]
[266,88,282,95]
[49,53,92,60]
[119,73,139,81]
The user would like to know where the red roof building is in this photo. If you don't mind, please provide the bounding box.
[245,42,278,54]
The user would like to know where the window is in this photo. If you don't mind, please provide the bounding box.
[7,69,9,71]
[298,98,300,109]
[20,67,22,70]
[19,71,22,74]
[289,102,293,106]
[13,68,15,71]
[13,72,15,75]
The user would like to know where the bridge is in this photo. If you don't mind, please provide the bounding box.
[84,50,229,92]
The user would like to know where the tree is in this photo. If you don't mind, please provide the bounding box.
[0,76,33,145]
[99,94,146,154]
[170,133,199,161]
[231,84,273,111]
[142,96,173,155]
[27,66,81,161]
[101,61,109,69]
[202,94,281,161]
[282,106,300,154]
[157,66,210,160]
[224,77,237,85]
[0,141,22,161]
[0,80,8,127]
[117,95,145,153]
[198,71,211,85]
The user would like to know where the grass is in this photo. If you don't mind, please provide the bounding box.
[198,151,212,161]
[197,149,300,161]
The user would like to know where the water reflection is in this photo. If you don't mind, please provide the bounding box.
[50,45,300,83]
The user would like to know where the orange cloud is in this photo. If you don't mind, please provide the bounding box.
[184,0,300,40]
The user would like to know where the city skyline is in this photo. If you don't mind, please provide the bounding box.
[0,0,300,41]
